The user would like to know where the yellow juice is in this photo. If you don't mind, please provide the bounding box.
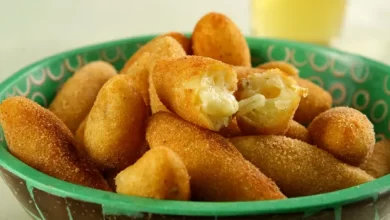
[251,0,347,45]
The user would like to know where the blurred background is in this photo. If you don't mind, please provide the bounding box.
[0,0,389,218]
[0,0,389,85]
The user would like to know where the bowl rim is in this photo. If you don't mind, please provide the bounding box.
[1,34,390,217]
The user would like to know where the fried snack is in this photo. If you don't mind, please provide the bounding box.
[284,120,310,143]
[257,61,299,77]
[308,107,375,166]
[0,96,111,191]
[233,66,266,81]
[116,147,190,200]
[146,112,285,201]
[75,117,86,144]
[152,56,239,131]
[74,116,87,152]
[293,77,332,125]
[84,75,147,171]
[229,135,374,197]
[123,37,186,105]
[49,61,116,132]
[160,32,192,54]
[218,117,242,138]
[360,139,390,178]
[122,52,152,105]
[235,69,308,135]
[148,72,170,114]
[192,12,251,67]
[120,36,186,75]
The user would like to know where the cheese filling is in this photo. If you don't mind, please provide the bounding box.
[198,76,238,117]
[185,73,239,128]
[237,70,307,118]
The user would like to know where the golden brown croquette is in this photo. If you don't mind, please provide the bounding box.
[49,61,116,132]
[284,120,311,143]
[120,36,186,75]
[160,32,192,54]
[116,147,190,200]
[235,69,308,135]
[360,139,390,178]
[257,61,299,77]
[293,77,333,125]
[229,135,374,197]
[146,112,286,201]
[308,107,375,166]
[192,12,251,67]
[0,96,111,191]
[151,56,239,131]
[84,75,147,171]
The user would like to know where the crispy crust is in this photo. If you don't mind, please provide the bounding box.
[74,116,87,153]
[230,135,374,197]
[49,61,116,132]
[160,32,192,54]
[120,36,186,74]
[284,120,311,143]
[233,66,266,81]
[146,112,285,201]
[84,75,147,171]
[151,56,238,131]
[293,77,332,125]
[0,96,111,191]
[122,52,152,105]
[360,139,390,178]
[148,71,171,114]
[308,107,375,166]
[257,61,299,77]
[115,147,190,200]
[122,37,186,106]
[192,12,251,66]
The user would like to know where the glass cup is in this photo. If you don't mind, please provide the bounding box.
[251,0,347,45]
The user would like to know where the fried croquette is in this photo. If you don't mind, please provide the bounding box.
[115,147,190,200]
[284,120,310,143]
[235,69,308,135]
[257,61,299,77]
[218,117,242,138]
[360,139,390,178]
[151,56,239,131]
[146,112,285,201]
[233,66,266,81]
[192,12,251,67]
[123,37,186,105]
[74,116,87,153]
[160,32,192,54]
[75,117,86,144]
[84,75,147,171]
[0,96,111,191]
[122,52,153,105]
[120,36,186,75]
[229,135,374,197]
[49,61,117,132]
[308,107,375,166]
[148,72,171,114]
[293,77,332,125]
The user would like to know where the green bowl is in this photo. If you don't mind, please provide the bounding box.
[1,34,390,220]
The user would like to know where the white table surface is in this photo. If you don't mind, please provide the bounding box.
[0,0,389,219]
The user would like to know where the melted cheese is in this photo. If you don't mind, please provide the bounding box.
[198,76,238,117]
[237,70,307,116]
[184,73,239,129]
